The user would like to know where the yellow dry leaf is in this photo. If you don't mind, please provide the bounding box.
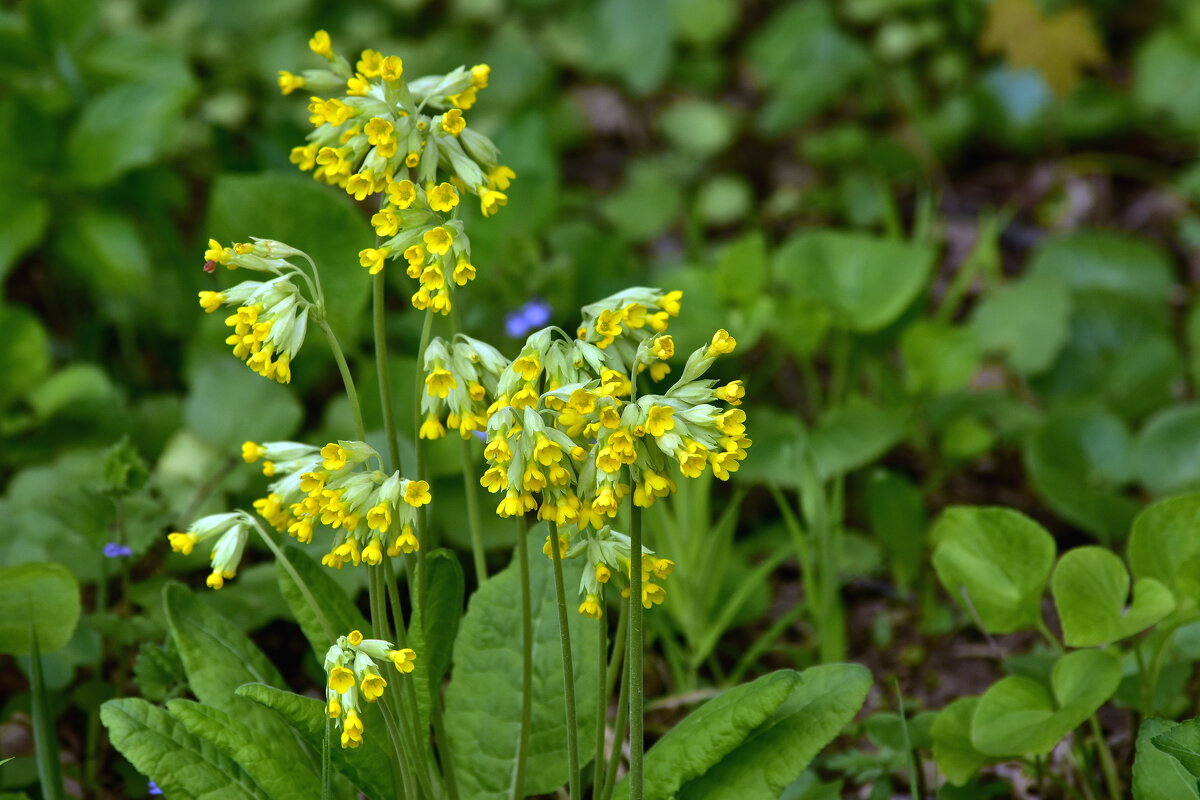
[979,0,1106,95]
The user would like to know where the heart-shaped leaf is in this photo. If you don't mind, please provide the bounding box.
[932,697,994,786]
[1128,494,1200,605]
[0,563,80,655]
[1051,546,1174,647]
[931,507,1056,634]
[971,650,1120,757]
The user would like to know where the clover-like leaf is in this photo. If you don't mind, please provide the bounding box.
[1129,493,1200,606]
[1051,546,1174,647]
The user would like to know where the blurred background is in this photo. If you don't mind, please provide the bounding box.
[5,0,1200,796]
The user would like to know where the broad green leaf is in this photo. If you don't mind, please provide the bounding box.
[586,0,674,94]
[67,79,196,186]
[900,320,981,396]
[183,356,303,453]
[932,697,993,786]
[1153,718,1200,779]
[1051,546,1174,647]
[237,683,391,800]
[714,232,768,306]
[1135,405,1200,496]
[633,670,799,799]
[0,194,47,282]
[101,697,265,800]
[275,545,367,658]
[206,173,374,338]
[774,231,935,332]
[1028,230,1173,304]
[0,563,80,655]
[1129,494,1200,604]
[865,469,926,590]
[1024,408,1139,539]
[931,507,1056,634]
[675,664,872,798]
[166,700,319,800]
[658,99,737,158]
[1134,31,1200,134]
[56,208,152,296]
[163,584,290,739]
[971,650,1120,757]
[444,528,598,799]
[970,272,1071,375]
[408,549,465,733]
[0,305,50,407]
[601,159,684,241]
[1134,718,1200,800]
[808,400,907,480]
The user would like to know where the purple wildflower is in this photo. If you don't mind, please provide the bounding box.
[148,780,163,795]
[505,299,552,338]
[103,543,134,558]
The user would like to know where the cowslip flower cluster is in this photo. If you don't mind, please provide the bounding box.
[324,629,417,748]
[198,238,319,383]
[550,526,675,618]
[243,440,431,569]
[419,334,509,439]
[280,30,515,314]
[168,511,253,590]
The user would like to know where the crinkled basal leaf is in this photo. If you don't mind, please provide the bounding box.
[163,584,290,740]
[773,230,935,333]
[1051,546,1174,647]
[932,697,993,786]
[673,664,871,798]
[237,683,391,800]
[444,530,597,799]
[0,563,80,655]
[275,545,367,658]
[100,698,266,800]
[1134,719,1200,800]
[1129,493,1200,605]
[931,507,1056,634]
[971,650,1120,757]
[166,700,319,800]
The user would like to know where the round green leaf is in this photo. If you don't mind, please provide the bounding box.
[1051,546,1174,647]
[1128,493,1200,605]
[0,563,81,655]
[971,650,1120,757]
[931,507,1056,634]
[932,697,993,786]
[970,272,1071,376]
[0,305,50,407]
[1135,405,1200,496]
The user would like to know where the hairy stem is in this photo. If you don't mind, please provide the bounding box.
[512,517,534,800]
[628,506,645,799]
[549,521,580,799]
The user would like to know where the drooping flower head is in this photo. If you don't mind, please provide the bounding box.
[323,630,418,748]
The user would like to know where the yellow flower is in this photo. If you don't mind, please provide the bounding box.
[661,290,683,316]
[595,563,611,583]
[706,329,737,358]
[512,354,540,381]
[289,144,318,171]
[341,709,363,748]
[651,335,674,360]
[357,49,383,77]
[645,405,675,437]
[389,179,417,209]
[471,63,491,88]
[677,442,708,478]
[488,165,516,190]
[715,380,744,406]
[543,533,570,559]
[428,182,459,213]
[328,665,355,693]
[204,238,229,265]
[405,151,421,168]
[362,539,383,566]
[346,172,378,201]
[168,532,198,555]
[241,440,265,462]
[404,244,427,269]
[423,226,453,255]
[367,503,391,532]
[480,466,507,493]
[642,582,666,608]
[480,188,507,217]
[359,247,390,275]
[393,525,420,554]
[278,70,305,95]
[360,672,387,702]
[453,256,476,286]
[346,73,371,97]
[326,696,341,718]
[206,570,227,590]
[578,594,603,619]
[653,558,674,580]
[321,442,350,470]
[441,108,466,135]
[425,368,457,398]
[379,55,403,82]
[364,117,394,146]
[309,30,332,57]
[449,87,477,109]
[420,415,446,439]
[404,480,432,507]
[372,208,400,237]
[389,648,417,673]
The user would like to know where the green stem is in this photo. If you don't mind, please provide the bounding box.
[512,517,533,800]
[318,319,366,441]
[606,602,628,700]
[593,615,608,795]
[601,644,630,800]
[322,716,332,800]
[628,506,645,800]
[251,520,336,642]
[373,272,402,469]
[548,522,580,799]
[1089,715,1122,800]
[412,307,435,611]
[449,303,487,584]
[30,630,65,800]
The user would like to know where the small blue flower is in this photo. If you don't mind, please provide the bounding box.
[148,779,163,795]
[505,299,552,338]
[103,543,134,558]
[472,430,488,442]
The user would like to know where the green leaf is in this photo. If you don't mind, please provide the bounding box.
[970,272,1071,375]
[1152,718,1200,779]
[932,697,992,786]
[183,356,303,453]
[1024,407,1139,539]
[900,320,981,396]
[658,99,737,158]
[1134,30,1200,134]
[674,664,872,798]
[0,305,50,407]
[0,563,80,655]
[236,683,391,800]
[601,159,684,241]
[444,529,598,799]
[970,650,1120,757]
[1135,719,1200,799]
[1028,230,1174,303]
[773,231,936,332]
[0,193,48,282]
[101,697,265,800]
[808,400,907,480]
[1128,494,1200,605]
[56,207,152,297]
[1135,405,1200,496]
[163,584,290,739]
[865,469,926,590]
[67,80,196,186]
[931,506,1056,634]
[165,700,319,800]
[205,173,374,338]
[275,545,367,658]
[634,670,799,799]
[408,549,465,734]
[1051,546,1174,647]
[713,232,768,306]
